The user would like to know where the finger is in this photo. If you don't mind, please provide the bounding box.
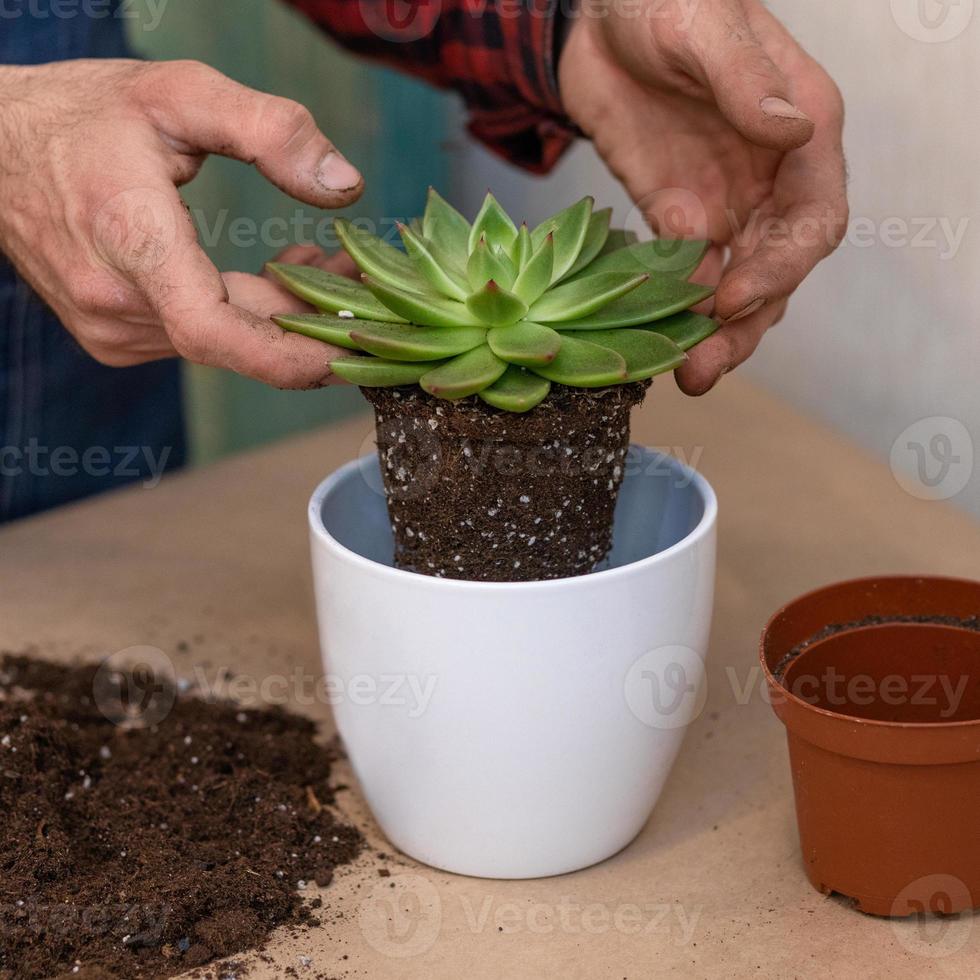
[225,271,313,317]
[690,243,726,287]
[675,299,787,395]
[683,0,814,151]
[139,61,364,209]
[129,189,343,388]
[713,117,848,320]
[225,269,352,382]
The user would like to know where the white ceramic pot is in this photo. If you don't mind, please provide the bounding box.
[309,446,717,878]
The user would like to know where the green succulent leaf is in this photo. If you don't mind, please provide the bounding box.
[530,196,593,283]
[563,207,612,280]
[492,244,518,283]
[362,275,482,327]
[420,344,507,399]
[398,222,469,301]
[349,322,487,362]
[597,228,639,256]
[271,194,718,411]
[478,366,551,413]
[528,272,649,322]
[566,328,686,382]
[422,236,468,285]
[487,321,561,367]
[331,355,448,387]
[571,239,709,282]
[266,264,407,322]
[272,313,363,350]
[510,222,533,270]
[465,280,528,327]
[511,233,554,304]
[468,192,519,253]
[556,277,714,329]
[531,335,628,387]
[422,187,470,255]
[639,311,720,351]
[467,236,516,291]
[333,219,426,293]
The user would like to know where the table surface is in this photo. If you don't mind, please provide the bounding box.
[2,375,978,979]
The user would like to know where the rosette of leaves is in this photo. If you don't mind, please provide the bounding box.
[268,191,719,413]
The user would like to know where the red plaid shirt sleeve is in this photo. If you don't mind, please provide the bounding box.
[285,0,577,173]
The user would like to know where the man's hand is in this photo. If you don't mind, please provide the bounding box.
[559,0,848,394]
[0,59,364,388]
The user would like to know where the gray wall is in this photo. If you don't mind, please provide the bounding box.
[451,1,980,518]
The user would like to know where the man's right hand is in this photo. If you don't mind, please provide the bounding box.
[0,59,363,388]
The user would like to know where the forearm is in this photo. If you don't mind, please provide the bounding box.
[284,0,577,172]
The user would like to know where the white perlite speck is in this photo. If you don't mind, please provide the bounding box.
[337,310,355,319]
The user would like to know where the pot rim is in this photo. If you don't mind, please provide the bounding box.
[761,575,980,733]
[309,446,717,592]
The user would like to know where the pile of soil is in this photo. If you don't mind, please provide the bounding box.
[364,381,650,582]
[0,653,363,979]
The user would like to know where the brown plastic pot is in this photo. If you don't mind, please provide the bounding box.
[761,575,980,917]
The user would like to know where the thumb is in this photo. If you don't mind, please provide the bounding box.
[140,60,364,208]
[688,5,815,151]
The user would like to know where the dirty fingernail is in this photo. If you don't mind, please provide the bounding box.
[760,96,812,122]
[725,298,765,322]
[317,151,362,192]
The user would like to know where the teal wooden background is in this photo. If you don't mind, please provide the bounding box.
[127,1,448,463]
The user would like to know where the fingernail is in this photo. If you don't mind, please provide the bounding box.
[724,297,765,322]
[760,96,812,122]
[316,151,362,192]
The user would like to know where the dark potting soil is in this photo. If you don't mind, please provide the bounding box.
[0,653,363,980]
[363,381,650,582]
[773,613,980,681]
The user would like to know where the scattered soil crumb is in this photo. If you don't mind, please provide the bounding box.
[0,653,363,979]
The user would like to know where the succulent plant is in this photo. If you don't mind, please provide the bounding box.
[269,191,719,412]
